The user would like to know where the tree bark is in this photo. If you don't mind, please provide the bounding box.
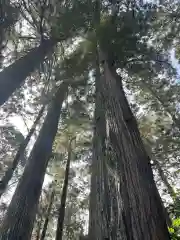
[89,50,115,239]
[40,188,55,240]
[88,80,107,240]
[89,2,123,238]
[98,51,171,239]
[0,82,68,240]
[0,38,56,106]
[55,138,74,240]
[0,105,46,198]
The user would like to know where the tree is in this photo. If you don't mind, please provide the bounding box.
[0,82,68,240]
[88,0,171,239]
[0,0,93,106]
[0,104,46,198]
[55,137,75,240]
[0,0,180,239]
[40,184,56,240]
[97,47,170,239]
[0,38,56,106]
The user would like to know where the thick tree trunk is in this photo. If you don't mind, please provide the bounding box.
[98,51,171,239]
[40,188,55,240]
[0,105,46,198]
[89,55,114,239]
[55,138,74,240]
[0,82,68,240]
[0,39,56,106]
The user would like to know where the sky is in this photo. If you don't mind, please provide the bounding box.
[1,3,180,236]
[170,48,180,79]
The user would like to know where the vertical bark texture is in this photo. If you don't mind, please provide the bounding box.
[0,82,68,240]
[89,55,115,239]
[55,138,74,240]
[0,39,56,106]
[40,188,55,240]
[0,105,46,198]
[99,52,170,240]
[88,59,104,240]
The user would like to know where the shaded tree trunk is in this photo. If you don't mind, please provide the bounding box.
[89,51,114,239]
[89,2,120,239]
[0,82,68,240]
[40,188,55,240]
[88,76,106,240]
[145,138,178,206]
[98,50,171,239]
[55,138,74,240]
[0,38,57,106]
[153,158,176,200]
[0,104,46,198]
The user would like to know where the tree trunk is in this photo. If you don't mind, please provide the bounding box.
[89,2,121,238]
[98,51,171,239]
[55,138,74,240]
[0,82,68,240]
[0,38,56,106]
[89,50,115,239]
[35,219,42,240]
[151,156,176,199]
[40,188,55,240]
[0,105,46,198]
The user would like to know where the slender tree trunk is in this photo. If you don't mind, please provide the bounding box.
[35,220,42,240]
[154,159,177,197]
[40,188,55,240]
[98,50,171,239]
[0,38,57,106]
[0,105,46,198]
[55,138,74,240]
[0,82,68,240]
[89,81,106,240]
[145,138,178,201]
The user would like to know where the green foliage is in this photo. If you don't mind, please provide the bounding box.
[169,218,180,239]
[1,0,180,238]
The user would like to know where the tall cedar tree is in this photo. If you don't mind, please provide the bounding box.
[0,82,68,240]
[89,0,171,239]
[89,52,112,239]
[55,138,74,240]
[0,104,46,198]
[99,53,170,239]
